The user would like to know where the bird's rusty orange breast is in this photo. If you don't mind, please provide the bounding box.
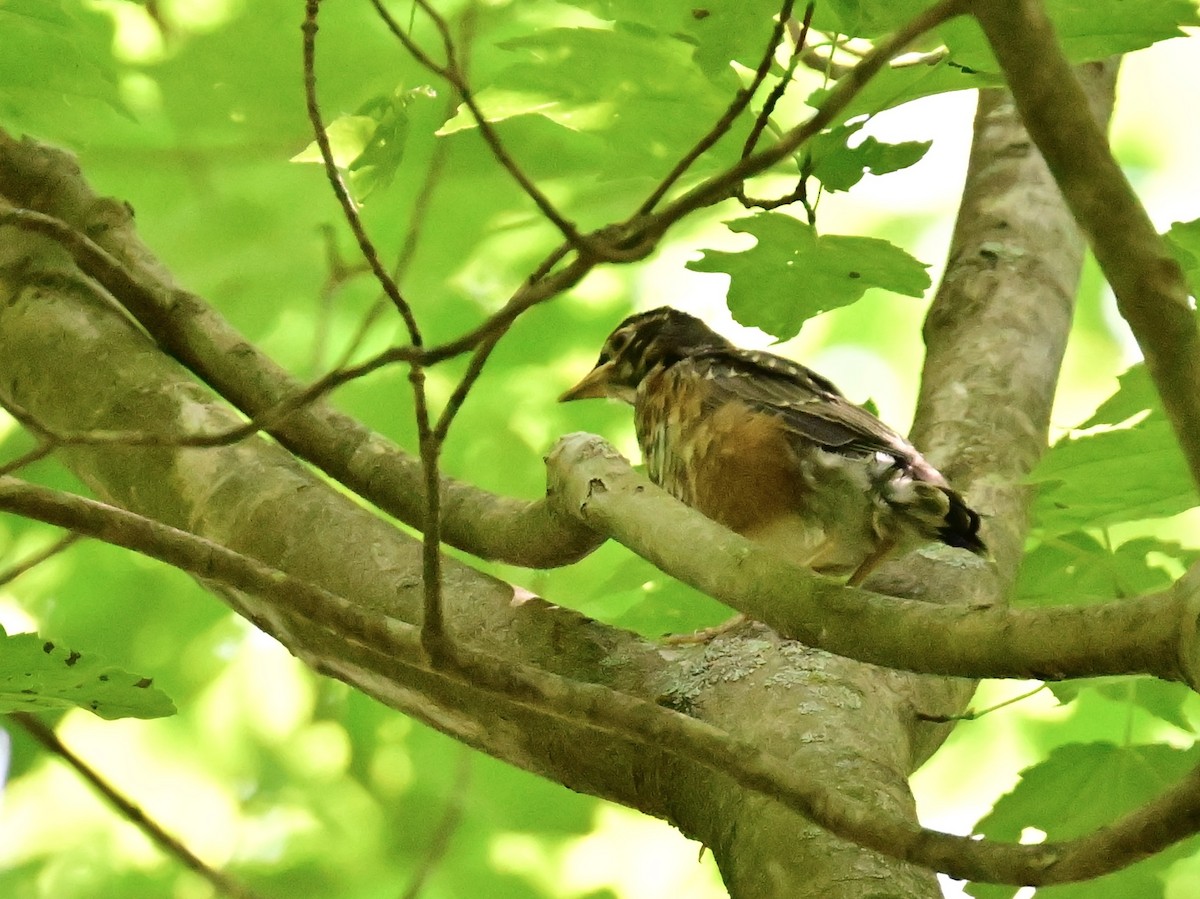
[636,367,804,535]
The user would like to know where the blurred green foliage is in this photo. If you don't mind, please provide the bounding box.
[1,0,1199,897]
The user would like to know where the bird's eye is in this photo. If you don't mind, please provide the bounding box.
[609,330,632,355]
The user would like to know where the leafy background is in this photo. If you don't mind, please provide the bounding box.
[1,0,1199,896]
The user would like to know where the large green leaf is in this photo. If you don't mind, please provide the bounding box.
[0,0,123,115]
[554,0,786,75]
[1015,531,1199,607]
[968,743,1200,899]
[1029,366,1196,536]
[687,212,930,339]
[0,626,175,720]
[1050,676,1194,734]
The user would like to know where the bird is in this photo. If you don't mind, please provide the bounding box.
[559,307,985,604]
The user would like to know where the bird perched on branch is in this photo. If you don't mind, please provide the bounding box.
[560,307,985,597]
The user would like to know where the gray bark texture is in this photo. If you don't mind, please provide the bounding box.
[0,64,1115,899]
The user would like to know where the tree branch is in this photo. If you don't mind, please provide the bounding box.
[546,433,1200,686]
[3,475,1199,886]
[0,146,600,567]
[971,0,1200,495]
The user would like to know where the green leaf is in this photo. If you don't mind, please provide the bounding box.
[1029,366,1196,536]
[808,123,931,192]
[1164,217,1200,301]
[806,56,998,126]
[687,212,930,339]
[572,555,731,637]
[554,0,784,76]
[688,0,788,78]
[978,742,1200,839]
[943,0,1199,74]
[291,86,432,200]
[0,626,175,720]
[968,743,1200,899]
[0,0,127,128]
[437,25,740,180]
[292,115,377,168]
[1016,532,1199,607]
[1050,677,1194,734]
[820,0,944,38]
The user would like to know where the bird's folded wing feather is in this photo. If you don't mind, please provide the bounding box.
[691,348,926,470]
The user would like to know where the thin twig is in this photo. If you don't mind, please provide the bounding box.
[333,73,462,370]
[917,684,1048,723]
[643,0,967,237]
[0,441,56,478]
[10,712,264,899]
[312,224,371,372]
[301,0,423,346]
[742,2,815,159]
[0,532,81,588]
[735,3,817,217]
[637,0,798,215]
[302,0,444,656]
[399,746,472,899]
[368,0,606,260]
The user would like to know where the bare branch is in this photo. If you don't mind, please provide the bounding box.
[637,0,800,215]
[10,712,264,899]
[545,433,1200,687]
[0,533,81,588]
[301,0,422,345]
[971,0,1200,495]
[4,476,1199,885]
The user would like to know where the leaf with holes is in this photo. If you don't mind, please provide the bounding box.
[0,626,175,720]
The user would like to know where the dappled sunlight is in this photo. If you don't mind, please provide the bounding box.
[492,803,725,899]
[3,0,1200,894]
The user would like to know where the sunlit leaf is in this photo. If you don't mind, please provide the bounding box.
[292,115,377,167]
[688,0,790,77]
[942,0,1199,74]
[1030,366,1196,535]
[436,25,740,179]
[968,743,1200,899]
[1050,677,1194,734]
[0,626,175,720]
[553,0,784,75]
[1016,531,1198,607]
[687,212,930,339]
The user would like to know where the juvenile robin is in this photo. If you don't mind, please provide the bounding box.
[560,307,985,595]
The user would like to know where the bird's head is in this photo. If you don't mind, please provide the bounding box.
[559,307,731,404]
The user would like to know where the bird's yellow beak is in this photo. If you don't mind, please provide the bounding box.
[559,360,616,402]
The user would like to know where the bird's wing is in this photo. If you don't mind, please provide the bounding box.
[690,347,939,479]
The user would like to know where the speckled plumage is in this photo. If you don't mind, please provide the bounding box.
[560,307,985,584]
